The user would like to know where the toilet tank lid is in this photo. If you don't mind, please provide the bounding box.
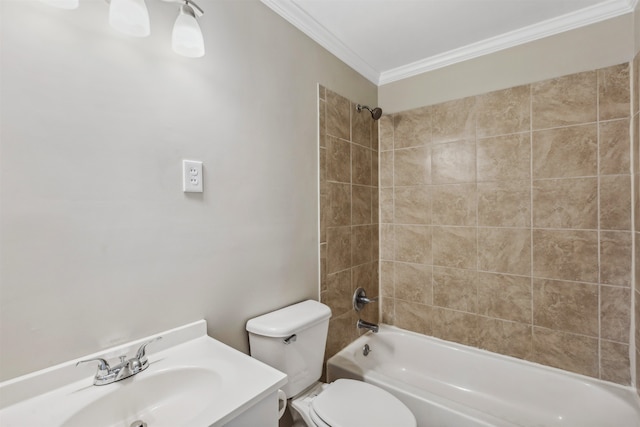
[246,300,332,337]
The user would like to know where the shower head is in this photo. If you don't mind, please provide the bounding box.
[356,104,383,120]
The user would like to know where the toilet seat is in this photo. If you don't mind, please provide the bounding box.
[309,379,416,427]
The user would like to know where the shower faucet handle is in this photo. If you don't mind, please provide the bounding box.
[353,287,379,312]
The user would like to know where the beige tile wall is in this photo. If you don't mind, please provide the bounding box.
[379,63,633,385]
[319,86,380,363]
[633,52,640,395]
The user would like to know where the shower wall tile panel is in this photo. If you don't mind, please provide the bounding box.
[379,63,634,385]
[319,87,379,367]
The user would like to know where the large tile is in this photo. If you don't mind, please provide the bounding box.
[371,149,378,187]
[600,175,632,231]
[394,146,431,186]
[323,269,352,317]
[395,262,432,305]
[532,178,598,229]
[476,85,531,138]
[478,317,532,360]
[327,182,351,227]
[380,261,395,298]
[394,185,430,225]
[325,311,358,360]
[326,136,351,183]
[320,243,327,292]
[532,124,597,179]
[393,106,431,148]
[431,307,479,347]
[394,300,431,335]
[600,285,631,343]
[477,228,531,276]
[326,89,351,140]
[379,115,394,151]
[353,262,377,296]
[380,297,395,324]
[431,97,476,143]
[432,226,477,269]
[477,272,532,323]
[352,102,372,148]
[433,267,477,313]
[431,183,476,226]
[478,180,530,227]
[600,231,632,287]
[352,185,372,226]
[477,133,530,182]
[599,119,630,175]
[394,225,431,264]
[600,340,631,385]
[533,279,598,336]
[352,225,373,266]
[379,187,393,224]
[371,186,379,224]
[531,327,598,378]
[431,140,476,184]
[598,63,630,121]
[533,230,598,283]
[327,226,351,274]
[372,114,379,152]
[380,151,394,188]
[532,71,597,130]
[320,194,327,244]
[352,145,372,186]
[380,224,394,261]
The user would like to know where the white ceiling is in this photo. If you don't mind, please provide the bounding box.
[261,0,637,85]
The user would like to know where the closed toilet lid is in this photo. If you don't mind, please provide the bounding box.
[310,379,416,427]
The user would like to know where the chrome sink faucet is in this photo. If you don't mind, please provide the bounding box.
[76,337,161,386]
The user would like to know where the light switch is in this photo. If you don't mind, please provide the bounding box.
[183,160,203,193]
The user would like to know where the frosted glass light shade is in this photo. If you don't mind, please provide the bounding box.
[40,0,79,9]
[172,5,205,58]
[109,0,150,38]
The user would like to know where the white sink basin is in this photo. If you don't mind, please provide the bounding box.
[0,321,287,427]
[63,367,222,427]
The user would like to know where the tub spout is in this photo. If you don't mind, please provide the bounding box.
[357,319,379,333]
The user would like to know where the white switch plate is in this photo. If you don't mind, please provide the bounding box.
[183,160,203,193]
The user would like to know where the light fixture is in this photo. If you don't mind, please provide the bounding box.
[172,2,205,58]
[109,0,151,38]
[40,0,79,9]
[41,0,206,58]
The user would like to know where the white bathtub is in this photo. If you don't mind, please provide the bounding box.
[327,325,640,427]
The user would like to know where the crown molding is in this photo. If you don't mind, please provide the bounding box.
[261,0,634,86]
[379,0,634,85]
[260,0,380,83]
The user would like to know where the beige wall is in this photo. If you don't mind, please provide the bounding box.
[318,87,380,362]
[380,13,635,114]
[379,64,633,384]
[0,0,376,381]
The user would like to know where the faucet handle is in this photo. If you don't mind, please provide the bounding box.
[135,336,162,362]
[76,358,110,374]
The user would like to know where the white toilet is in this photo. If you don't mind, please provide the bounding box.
[246,300,417,427]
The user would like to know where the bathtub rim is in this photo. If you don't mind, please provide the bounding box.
[328,324,640,400]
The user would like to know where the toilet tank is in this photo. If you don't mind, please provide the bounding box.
[246,300,332,398]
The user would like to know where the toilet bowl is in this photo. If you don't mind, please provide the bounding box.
[289,379,416,427]
[245,300,416,427]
